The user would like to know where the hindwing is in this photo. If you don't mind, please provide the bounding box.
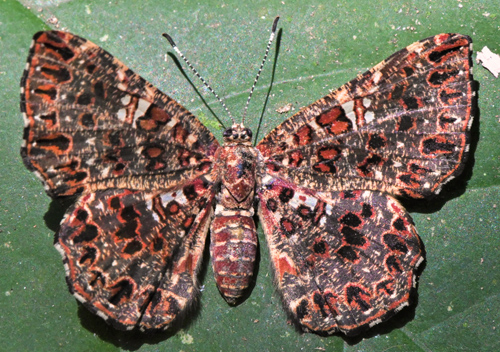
[56,176,215,330]
[258,177,423,335]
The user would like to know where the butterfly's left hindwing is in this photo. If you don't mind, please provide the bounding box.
[56,176,215,330]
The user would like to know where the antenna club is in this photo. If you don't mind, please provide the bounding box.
[162,33,176,47]
[272,16,280,33]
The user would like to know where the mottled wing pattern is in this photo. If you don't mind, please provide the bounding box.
[257,34,474,199]
[258,177,423,335]
[21,31,219,197]
[21,31,220,330]
[21,29,474,335]
[56,176,214,330]
[256,34,473,334]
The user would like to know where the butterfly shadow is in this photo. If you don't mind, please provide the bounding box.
[74,255,211,350]
[341,298,420,344]
[43,199,208,349]
[43,196,75,233]
[72,221,262,349]
[75,287,211,350]
[75,305,181,350]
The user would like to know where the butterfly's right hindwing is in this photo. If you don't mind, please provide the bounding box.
[257,177,424,335]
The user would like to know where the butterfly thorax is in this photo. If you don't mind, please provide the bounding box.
[210,123,259,304]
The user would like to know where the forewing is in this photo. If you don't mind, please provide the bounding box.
[21,31,219,197]
[258,176,423,335]
[257,34,474,198]
[55,175,215,330]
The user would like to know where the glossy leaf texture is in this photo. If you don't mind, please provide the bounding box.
[2,0,499,351]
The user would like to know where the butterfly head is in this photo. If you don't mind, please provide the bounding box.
[223,123,253,145]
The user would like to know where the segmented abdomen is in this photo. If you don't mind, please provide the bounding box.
[210,206,257,304]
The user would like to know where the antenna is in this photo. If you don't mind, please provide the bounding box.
[163,32,235,126]
[241,16,280,125]
[164,16,280,128]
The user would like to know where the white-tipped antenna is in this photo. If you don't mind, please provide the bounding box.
[241,16,280,125]
[163,32,235,126]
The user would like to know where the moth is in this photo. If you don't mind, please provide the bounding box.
[20,19,474,336]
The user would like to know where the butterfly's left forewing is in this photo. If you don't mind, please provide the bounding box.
[21,31,220,330]
[21,31,219,197]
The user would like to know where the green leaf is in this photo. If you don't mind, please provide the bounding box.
[1,0,499,351]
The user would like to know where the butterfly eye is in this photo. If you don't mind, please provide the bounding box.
[245,128,253,139]
[223,128,233,138]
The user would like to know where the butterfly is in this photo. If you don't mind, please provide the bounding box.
[20,21,474,336]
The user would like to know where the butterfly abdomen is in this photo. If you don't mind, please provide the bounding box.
[210,210,257,304]
[210,144,258,304]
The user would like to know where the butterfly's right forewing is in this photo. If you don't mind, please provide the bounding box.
[257,34,474,199]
